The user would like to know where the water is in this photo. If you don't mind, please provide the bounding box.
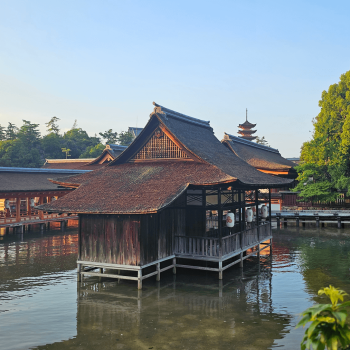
[1,226,350,350]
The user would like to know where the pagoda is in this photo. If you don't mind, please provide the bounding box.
[238,109,257,141]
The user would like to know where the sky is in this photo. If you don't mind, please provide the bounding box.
[0,0,349,157]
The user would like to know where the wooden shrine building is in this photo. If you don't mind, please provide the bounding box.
[42,144,127,170]
[38,102,293,289]
[222,133,296,178]
[0,167,89,226]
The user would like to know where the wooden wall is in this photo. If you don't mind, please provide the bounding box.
[80,214,140,266]
[79,209,186,266]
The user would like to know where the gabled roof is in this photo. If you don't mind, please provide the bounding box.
[222,133,296,175]
[0,167,90,192]
[81,144,127,169]
[38,103,293,214]
[42,158,93,169]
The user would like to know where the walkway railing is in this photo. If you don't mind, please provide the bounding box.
[175,222,271,259]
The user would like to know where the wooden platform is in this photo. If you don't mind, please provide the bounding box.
[76,222,272,289]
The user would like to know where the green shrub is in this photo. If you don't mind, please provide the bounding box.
[296,285,350,350]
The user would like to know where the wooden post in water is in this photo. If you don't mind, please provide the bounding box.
[338,217,342,229]
[240,252,243,268]
[316,216,320,228]
[138,270,142,290]
[218,188,222,261]
[295,213,299,227]
[219,261,223,280]
[255,189,259,241]
[268,189,272,222]
[77,263,81,282]
[156,263,160,281]
[172,257,176,274]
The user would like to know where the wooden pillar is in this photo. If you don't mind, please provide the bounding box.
[173,257,176,274]
[27,197,31,219]
[257,243,260,260]
[218,188,222,258]
[316,216,320,228]
[240,252,243,267]
[138,270,142,290]
[295,214,299,227]
[156,263,160,281]
[255,189,259,240]
[15,197,21,223]
[268,189,272,221]
[242,192,246,231]
[99,268,103,283]
[338,217,342,229]
[238,189,242,231]
[77,263,81,282]
[38,197,44,220]
[219,260,223,280]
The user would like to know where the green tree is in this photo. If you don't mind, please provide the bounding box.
[41,133,64,159]
[6,122,18,140]
[62,128,100,158]
[0,124,5,141]
[99,129,118,144]
[45,116,60,134]
[79,143,105,158]
[117,131,133,146]
[294,70,350,202]
[0,120,43,167]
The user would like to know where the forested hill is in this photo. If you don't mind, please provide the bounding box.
[0,117,133,168]
[294,70,350,202]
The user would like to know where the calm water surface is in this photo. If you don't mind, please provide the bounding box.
[1,225,350,350]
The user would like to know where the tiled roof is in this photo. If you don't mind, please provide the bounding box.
[0,167,90,192]
[38,162,233,214]
[42,159,93,169]
[238,120,256,129]
[222,133,296,172]
[38,103,293,214]
[149,103,292,186]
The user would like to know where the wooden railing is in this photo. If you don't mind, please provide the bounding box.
[175,236,220,257]
[175,222,271,258]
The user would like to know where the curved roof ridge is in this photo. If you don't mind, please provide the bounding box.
[152,102,211,128]
[224,133,280,154]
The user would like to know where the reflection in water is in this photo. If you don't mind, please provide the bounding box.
[1,226,350,349]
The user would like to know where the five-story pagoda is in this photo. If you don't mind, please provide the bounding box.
[238,109,257,141]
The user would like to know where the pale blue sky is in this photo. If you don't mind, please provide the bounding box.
[0,0,349,157]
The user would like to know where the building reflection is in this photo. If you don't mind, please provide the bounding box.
[41,261,292,350]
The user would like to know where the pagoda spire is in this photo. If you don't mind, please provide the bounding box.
[237,109,257,141]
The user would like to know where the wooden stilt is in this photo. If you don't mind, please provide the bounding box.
[172,257,176,274]
[257,243,260,259]
[338,217,342,229]
[156,263,160,281]
[99,268,103,282]
[240,252,243,267]
[77,264,81,282]
[138,270,142,290]
[219,261,223,280]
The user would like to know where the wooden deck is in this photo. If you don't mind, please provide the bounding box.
[77,222,272,289]
[175,222,271,261]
